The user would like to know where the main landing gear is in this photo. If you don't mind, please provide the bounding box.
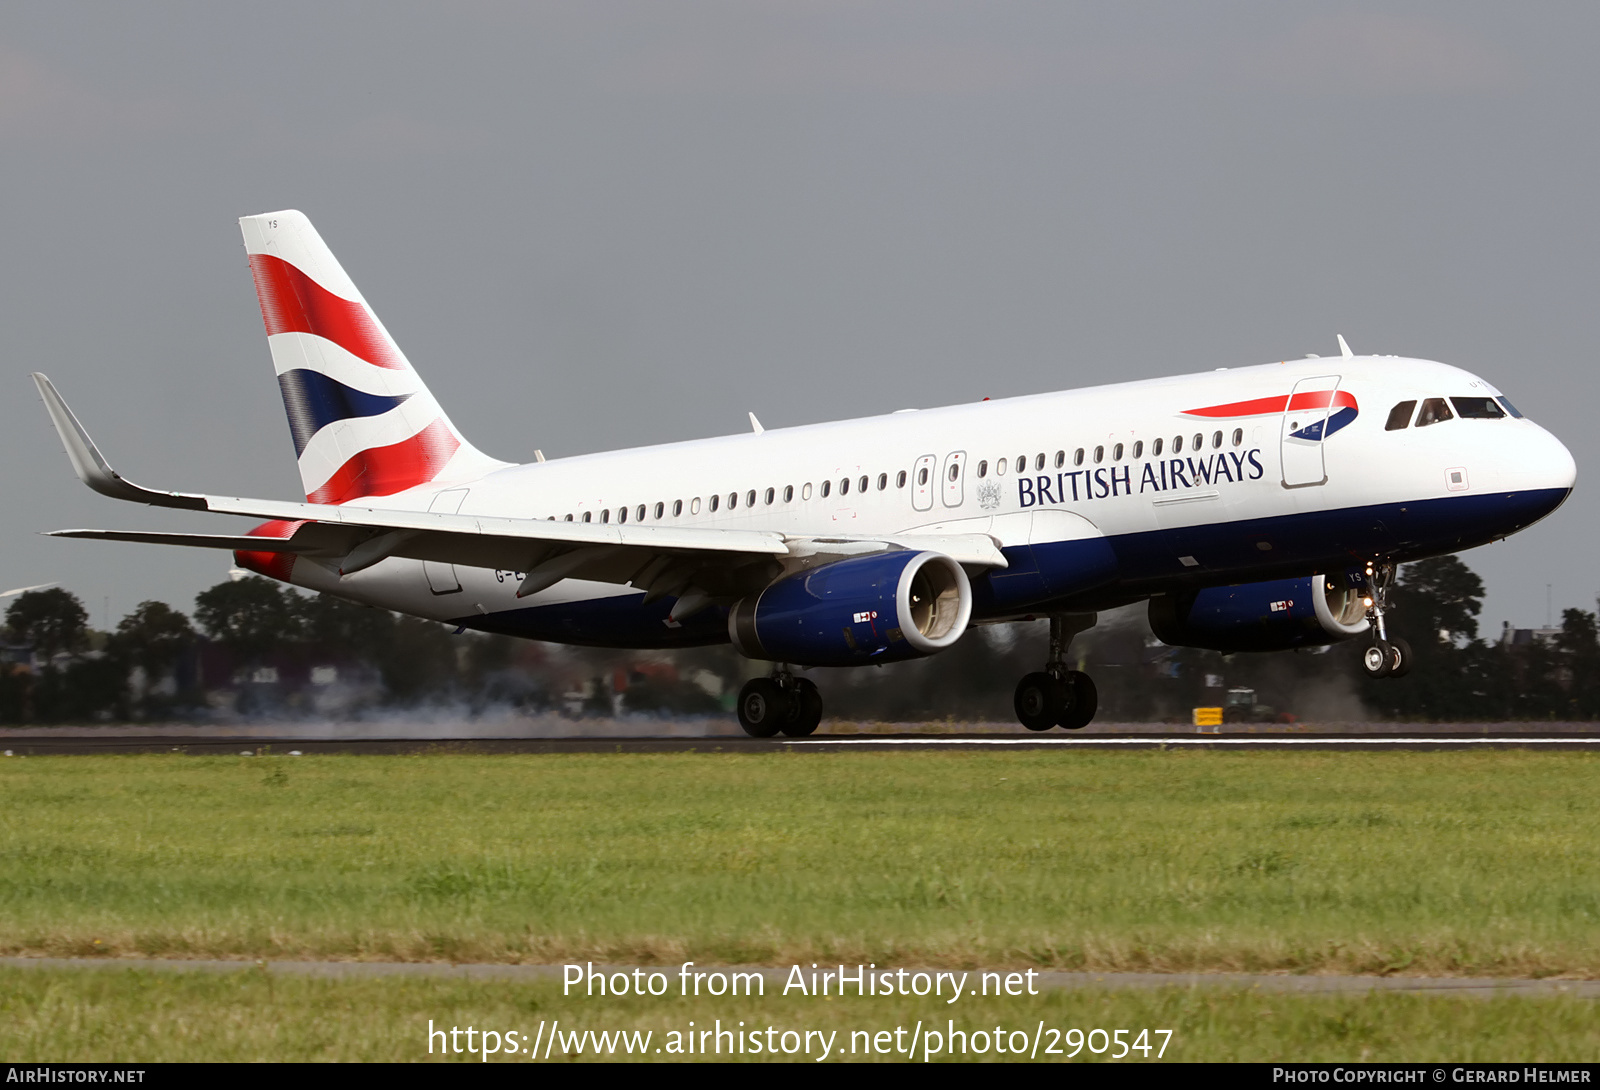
[1358,561,1412,680]
[1014,613,1099,731]
[737,669,824,738]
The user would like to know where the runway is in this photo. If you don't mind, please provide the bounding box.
[5,732,1600,755]
[1,957,1595,998]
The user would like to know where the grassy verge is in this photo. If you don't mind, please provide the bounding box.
[1,750,1598,974]
[2,967,1596,1062]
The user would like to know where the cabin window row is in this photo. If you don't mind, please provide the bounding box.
[973,430,1245,479]
[553,469,915,523]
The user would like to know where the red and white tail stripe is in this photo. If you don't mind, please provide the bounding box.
[239,210,505,505]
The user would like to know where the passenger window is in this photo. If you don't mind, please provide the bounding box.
[636,504,646,521]
[725,492,736,509]
[746,490,756,507]
[783,485,793,502]
[582,511,592,523]
[618,507,628,523]
[821,480,831,498]
[839,478,850,495]
[710,494,719,512]
[876,473,887,490]
[652,502,663,519]
[858,475,868,492]
[1450,396,1505,419]
[1034,453,1045,471]
[764,488,774,505]
[1093,446,1104,464]
[1231,428,1243,446]
[1015,455,1026,473]
[918,467,930,485]
[1192,433,1203,451]
[1173,435,1183,453]
[976,460,988,478]
[1054,451,1065,468]
[1212,431,1222,449]
[601,509,611,524]
[946,465,958,482]
[1385,400,1417,431]
[1416,398,1453,427]
[1132,440,1143,459]
[1496,396,1523,418]
[673,500,683,516]
[1112,443,1123,461]
[802,483,813,500]
[1074,448,1084,466]
[564,513,573,521]
[995,459,1006,476]
[690,497,701,515]
[896,470,907,488]
[1152,438,1163,456]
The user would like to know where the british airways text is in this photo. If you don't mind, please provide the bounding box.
[1018,448,1266,507]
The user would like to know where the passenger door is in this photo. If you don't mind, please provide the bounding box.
[1280,375,1341,488]
[911,454,937,512]
[423,489,468,594]
[941,451,966,508]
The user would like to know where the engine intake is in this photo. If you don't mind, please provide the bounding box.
[1148,572,1370,653]
[728,550,972,666]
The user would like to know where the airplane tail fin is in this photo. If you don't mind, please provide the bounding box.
[239,210,507,505]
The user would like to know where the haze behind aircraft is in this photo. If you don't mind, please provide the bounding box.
[34,211,1577,734]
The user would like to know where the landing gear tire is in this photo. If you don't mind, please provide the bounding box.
[1361,641,1395,680]
[1387,636,1413,679]
[781,677,824,737]
[1060,670,1098,730]
[738,678,790,737]
[1014,672,1065,732]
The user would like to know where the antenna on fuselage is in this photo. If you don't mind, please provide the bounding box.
[748,412,765,435]
[1337,334,1354,358]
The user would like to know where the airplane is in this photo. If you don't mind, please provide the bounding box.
[33,210,1576,736]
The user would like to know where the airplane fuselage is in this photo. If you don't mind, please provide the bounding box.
[285,354,1573,648]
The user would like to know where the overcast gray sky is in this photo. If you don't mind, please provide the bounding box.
[2,2,1594,635]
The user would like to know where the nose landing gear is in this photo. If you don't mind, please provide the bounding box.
[737,668,824,737]
[1013,613,1099,731]
[1358,562,1412,679]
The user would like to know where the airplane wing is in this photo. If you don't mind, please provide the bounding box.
[34,374,1005,613]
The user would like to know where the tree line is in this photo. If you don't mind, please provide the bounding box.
[2,554,1597,723]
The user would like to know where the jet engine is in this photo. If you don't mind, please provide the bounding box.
[728,550,972,666]
[1148,572,1370,653]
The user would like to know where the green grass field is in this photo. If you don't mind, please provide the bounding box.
[3,967,1597,1062]
[2,749,1598,976]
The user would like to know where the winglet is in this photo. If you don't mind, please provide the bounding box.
[748,412,764,435]
[31,374,206,510]
[1337,334,1354,358]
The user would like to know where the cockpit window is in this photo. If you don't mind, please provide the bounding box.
[1495,396,1524,419]
[1415,398,1454,427]
[1385,400,1417,431]
[1450,396,1505,420]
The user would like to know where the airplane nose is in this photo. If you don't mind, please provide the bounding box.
[1548,431,1578,492]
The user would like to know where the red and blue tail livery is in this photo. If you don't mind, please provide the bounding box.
[239,211,505,506]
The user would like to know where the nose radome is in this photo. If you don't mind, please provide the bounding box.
[1540,426,1577,491]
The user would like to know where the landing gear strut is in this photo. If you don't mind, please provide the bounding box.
[738,668,824,738]
[1014,613,1099,731]
[1359,562,1412,680]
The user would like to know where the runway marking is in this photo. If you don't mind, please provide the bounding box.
[787,737,1600,747]
[0,957,1594,997]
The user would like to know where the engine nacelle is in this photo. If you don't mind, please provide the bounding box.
[728,550,972,666]
[1148,572,1370,652]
